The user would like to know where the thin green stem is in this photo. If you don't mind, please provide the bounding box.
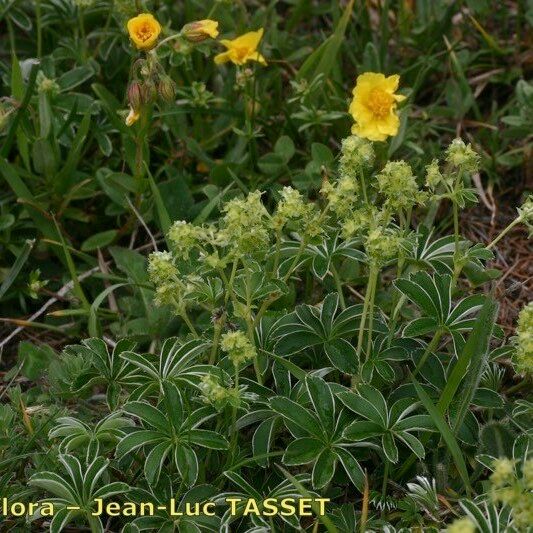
[282,237,307,283]
[412,328,443,378]
[224,258,239,305]
[271,230,282,276]
[229,365,240,460]
[487,217,521,250]
[180,308,199,338]
[209,315,225,364]
[244,260,263,385]
[366,271,378,356]
[381,459,390,505]
[331,264,346,310]
[356,267,378,368]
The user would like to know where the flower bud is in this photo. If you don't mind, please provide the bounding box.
[182,19,219,42]
[141,81,157,103]
[158,76,176,103]
[127,81,143,110]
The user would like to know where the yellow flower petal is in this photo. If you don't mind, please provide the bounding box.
[125,107,140,127]
[348,71,405,142]
[214,28,266,66]
[214,50,232,64]
[127,13,162,51]
[383,74,400,93]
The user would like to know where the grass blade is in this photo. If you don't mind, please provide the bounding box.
[449,298,498,434]
[0,239,34,300]
[410,373,472,495]
[437,297,498,416]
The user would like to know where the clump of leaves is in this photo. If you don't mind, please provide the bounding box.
[10,136,529,532]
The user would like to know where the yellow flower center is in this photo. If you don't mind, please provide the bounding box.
[366,88,394,118]
[135,22,155,43]
[234,46,251,61]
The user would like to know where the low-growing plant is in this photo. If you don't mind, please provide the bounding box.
[3,131,529,532]
[0,2,531,532]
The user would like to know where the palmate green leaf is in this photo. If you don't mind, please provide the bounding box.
[175,445,199,487]
[124,401,169,433]
[459,499,514,533]
[382,432,399,463]
[395,272,447,321]
[312,448,337,489]
[144,441,171,486]
[252,416,278,467]
[188,429,229,450]
[283,437,323,465]
[116,430,166,457]
[305,375,335,433]
[30,454,128,533]
[49,508,79,533]
[269,396,323,439]
[272,295,384,373]
[334,447,364,491]
[337,391,384,426]
[343,420,383,441]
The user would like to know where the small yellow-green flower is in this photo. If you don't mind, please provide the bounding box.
[214,28,266,66]
[445,138,480,173]
[349,72,406,142]
[514,302,533,375]
[127,13,162,51]
[125,107,140,126]
[491,458,515,487]
[220,331,256,367]
[182,19,219,42]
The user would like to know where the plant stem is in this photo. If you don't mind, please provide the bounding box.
[180,308,199,338]
[244,260,263,385]
[487,217,521,250]
[366,270,378,356]
[331,264,346,310]
[283,237,307,283]
[229,365,240,460]
[360,470,369,533]
[356,267,378,369]
[271,230,282,276]
[412,328,443,377]
[381,459,390,506]
[209,315,225,364]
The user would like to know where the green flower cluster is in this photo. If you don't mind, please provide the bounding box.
[445,138,480,173]
[219,191,270,254]
[376,161,427,212]
[168,221,209,259]
[272,186,321,236]
[513,302,533,375]
[518,195,533,236]
[220,331,257,367]
[199,374,240,410]
[490,457,533,529]
[338,135,375,177]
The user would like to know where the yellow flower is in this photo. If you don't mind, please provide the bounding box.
[127,13,162,51]
[214,28,266,66]
[183,19,219,42]
[125,107,140,126]
[349,72,406,142]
